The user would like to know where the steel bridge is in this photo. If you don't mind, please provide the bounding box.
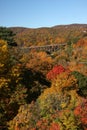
[20,43,67,53]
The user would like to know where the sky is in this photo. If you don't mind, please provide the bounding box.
[0,0,87,28]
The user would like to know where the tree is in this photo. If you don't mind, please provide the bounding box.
[71,71,87,97]
[25,51,53,77]
[46,65,67,80]
[0,40,27,129]
[0,39,11,75]
[0,26,17,46]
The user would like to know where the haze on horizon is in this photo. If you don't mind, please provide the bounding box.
[0,0,87,28]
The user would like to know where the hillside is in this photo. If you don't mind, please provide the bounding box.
[0,24,87,130]
[9,24,87,47]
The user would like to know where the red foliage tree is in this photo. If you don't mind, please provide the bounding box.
[46,65,70,80]
[50,123,60,130]
[74,99,87,130]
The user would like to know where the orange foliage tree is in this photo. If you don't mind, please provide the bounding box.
[26,51,53,75]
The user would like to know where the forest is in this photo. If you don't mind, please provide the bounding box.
[0,24,87,130]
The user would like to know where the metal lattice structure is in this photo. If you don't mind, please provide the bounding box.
[20,43,67,53]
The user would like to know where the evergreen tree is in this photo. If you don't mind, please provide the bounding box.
[0,27,17,46]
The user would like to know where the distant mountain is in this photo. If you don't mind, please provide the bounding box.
[9,24,87,47]
[9,27,28,34]
[52,23,87,28]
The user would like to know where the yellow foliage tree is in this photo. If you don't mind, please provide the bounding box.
[0,39,10,74]
[26,51,53,75]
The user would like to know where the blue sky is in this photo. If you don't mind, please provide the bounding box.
[0,0,87,28]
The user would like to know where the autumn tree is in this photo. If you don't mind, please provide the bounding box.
[0,26,17,46]
[0,40,27,129]
[71,71,87,97]
[26,51,53,75]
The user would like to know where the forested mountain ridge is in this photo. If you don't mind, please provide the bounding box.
[9,24,87,47]
[0,25,87,130]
